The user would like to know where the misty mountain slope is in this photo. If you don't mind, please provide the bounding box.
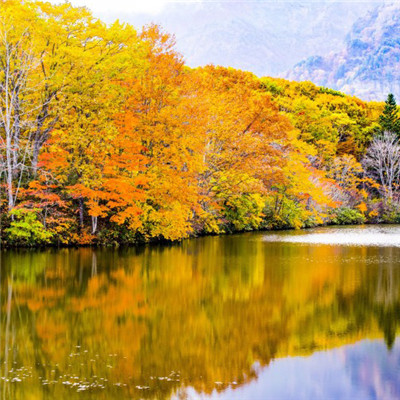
[113,1,380,76]
[284,2,400,101]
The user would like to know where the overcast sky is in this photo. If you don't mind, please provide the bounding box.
[46,0,389,18]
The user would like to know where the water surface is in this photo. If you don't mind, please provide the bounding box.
[1,225,400,399]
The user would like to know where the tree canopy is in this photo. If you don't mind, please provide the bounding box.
[379,93,400,136]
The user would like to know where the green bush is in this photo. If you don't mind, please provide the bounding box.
[380,200,400,223]
[5,208,53,246]
[262,196,308,230]
[223,193,265,232]
[331,207,366,225]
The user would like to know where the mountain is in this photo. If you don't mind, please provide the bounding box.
[101,0,381,76]
[284,2,400,101]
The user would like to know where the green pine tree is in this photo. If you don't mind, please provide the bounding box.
[379,93,400,136]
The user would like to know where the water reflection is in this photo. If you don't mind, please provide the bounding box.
[0,226,399,399]
[202,339,400,400]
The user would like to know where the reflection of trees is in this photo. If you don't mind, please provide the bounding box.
[329,246,400,351]
[374,252,400,350]
[0,237,400,399]
[2,272,12,400]
[376,264,398,307]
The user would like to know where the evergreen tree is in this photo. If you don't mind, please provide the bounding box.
[379,93,400,136]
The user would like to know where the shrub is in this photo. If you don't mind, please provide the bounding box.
[5,208,53,246]
[381,200,400,223]
[331,207,366,225]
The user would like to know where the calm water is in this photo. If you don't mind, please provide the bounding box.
[1,225,400,399]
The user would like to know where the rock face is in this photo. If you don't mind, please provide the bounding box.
[118,0,379,76]
[284,2,400,101]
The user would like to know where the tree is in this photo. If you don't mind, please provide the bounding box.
[379,93,400,137]
[116,25,205,240]
[0,1,128,214]
[362,131,400,200]
[327,154,374,208]
[0,1,38,211]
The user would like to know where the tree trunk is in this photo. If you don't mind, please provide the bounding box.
[79,198,84,230]
[32,140,41,176]
[6,138,14,212]
[91,216,98,234]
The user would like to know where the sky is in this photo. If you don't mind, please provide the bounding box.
[45,0,390,18]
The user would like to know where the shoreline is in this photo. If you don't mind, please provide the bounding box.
[0,221,393,250]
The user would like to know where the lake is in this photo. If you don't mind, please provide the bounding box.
[1,225,400,399]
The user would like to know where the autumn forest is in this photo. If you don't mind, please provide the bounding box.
[1,0,400,247]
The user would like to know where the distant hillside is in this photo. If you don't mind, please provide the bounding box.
[107,0,380,76]
[284,2,400,101]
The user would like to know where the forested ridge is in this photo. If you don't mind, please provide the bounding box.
[1,0,399,247]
